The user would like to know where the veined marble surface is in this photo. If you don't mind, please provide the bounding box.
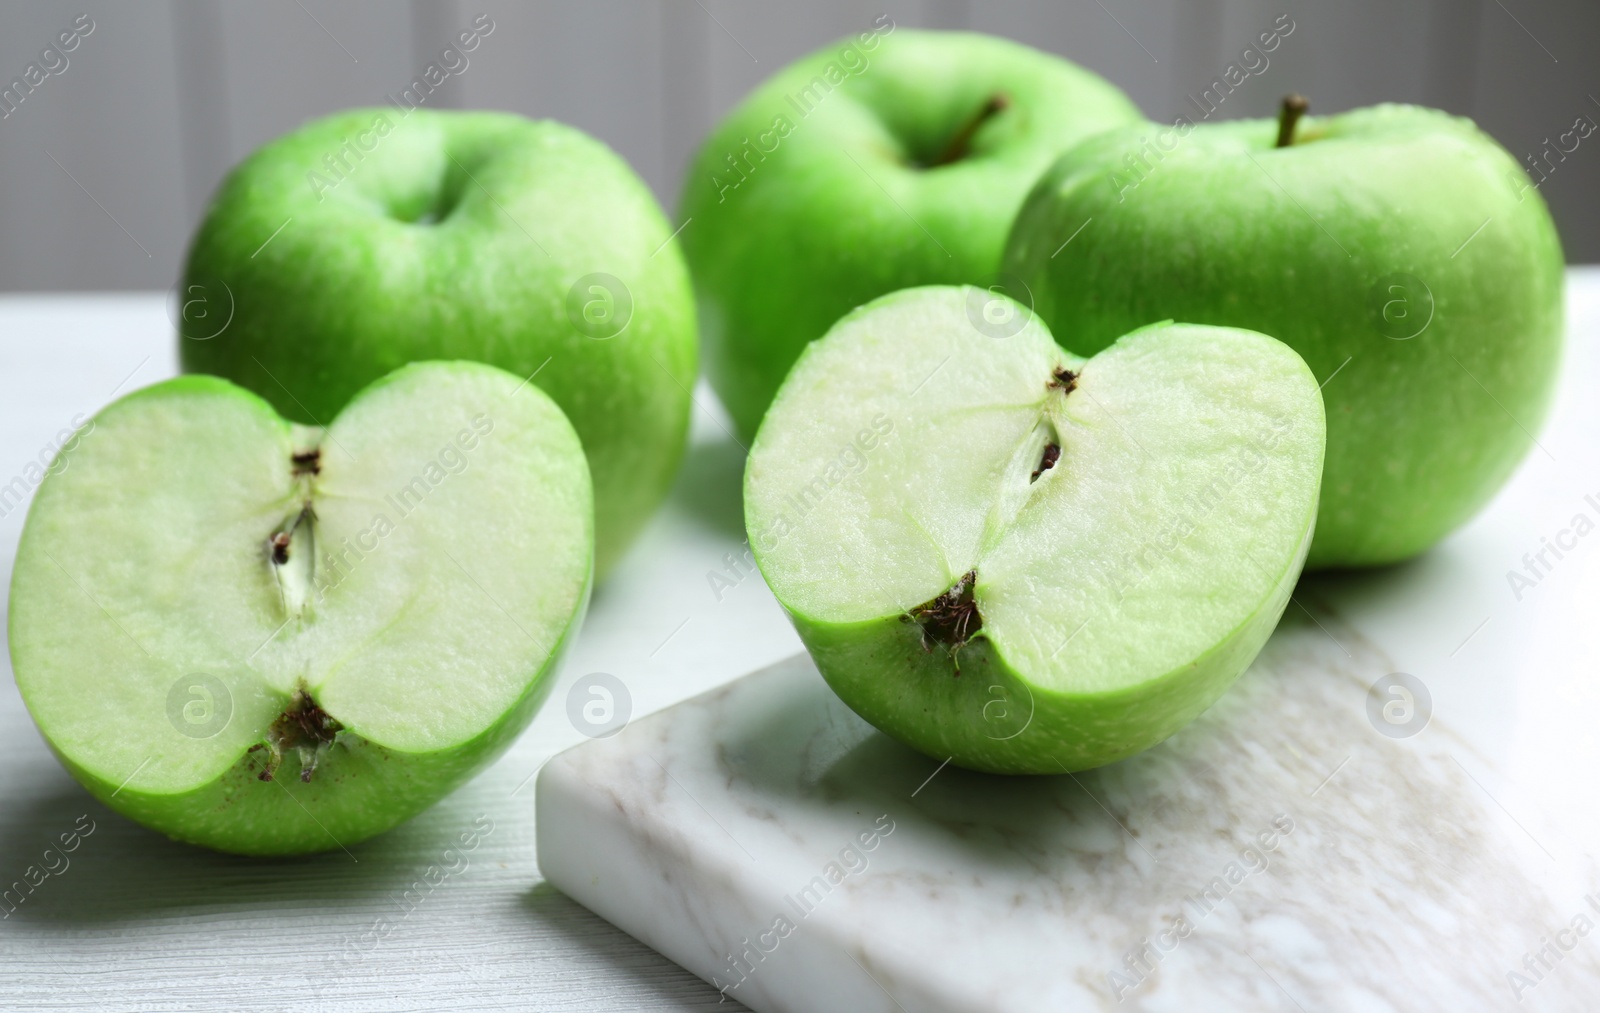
[538,634,1600,1012]
[540,270,1600,1012]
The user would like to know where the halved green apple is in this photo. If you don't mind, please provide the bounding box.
[745,286,1324,773]
[9,361,591,854]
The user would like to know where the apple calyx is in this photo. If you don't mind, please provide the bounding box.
[928,93,1012,168]
[1275,94,1309,148]
[909,570,983,658]
[253,689,344,783]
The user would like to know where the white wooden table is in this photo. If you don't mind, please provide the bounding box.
[0,294,796,1010]
[1,270,1597,1010]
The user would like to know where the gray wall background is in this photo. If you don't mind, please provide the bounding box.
[0,0,1595,293]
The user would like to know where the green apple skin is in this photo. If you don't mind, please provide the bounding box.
[179,108,696,577]
[1004,103,1565,568]
[678,28,1143,438]
[46,666,566,859]
[10,362,592,855]
[793,590,1295,775]
[745,287,1325,773]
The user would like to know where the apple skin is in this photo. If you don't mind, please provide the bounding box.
[1004,103,1565,568]
[46,654,571,858]
[179,108,696,577]
[678,28,1143,438]
[788,550,1306,774]
[9,363,591,855]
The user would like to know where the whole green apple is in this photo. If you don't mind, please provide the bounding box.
[179,108,696,577]
[9,361,592,854]
[1004,100,1565,568]
[678,26,1143,438]
[745,286,1325,773]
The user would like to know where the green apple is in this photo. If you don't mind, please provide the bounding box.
[178,108,696,577]
[1004,99,1565,568]
[745,286,1324,773]
[678,27,1143,438]
[9,361,591,855]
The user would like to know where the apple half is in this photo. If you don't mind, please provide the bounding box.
[9,361,591,854]
[745,286,1325,773]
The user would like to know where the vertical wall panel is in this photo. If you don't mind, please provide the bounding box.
[661,0,932,212]
[695,0,928,126]
[0,0,1595,292]
[1423,0,1485,116]
[407,0,466,111]
[971,0,1185,118]
[659,1,711,214]
[171,0,233,229]
[0,1,188,290]
[1211,0,1434,120]
[179,0,415,285]
[450,1,668,206]
[922,0,972,31]
[209,1,414,163]
[1467,0,1599,261]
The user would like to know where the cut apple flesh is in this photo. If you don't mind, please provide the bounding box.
[9,361,591,853]
[745,286,1324,772]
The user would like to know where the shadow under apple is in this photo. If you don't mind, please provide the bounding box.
[708,600,1429,894]
[0,785,481,926]
[713,656,1241,885]
[669,433,747,541]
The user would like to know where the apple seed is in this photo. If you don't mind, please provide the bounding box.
[1030,444,1061,483]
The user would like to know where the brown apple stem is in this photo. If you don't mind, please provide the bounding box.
[931,93,1011,167]
[1275,94,1309,148]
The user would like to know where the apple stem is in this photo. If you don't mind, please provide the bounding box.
[930,93,1011,167]
[1275,94,1309,148]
